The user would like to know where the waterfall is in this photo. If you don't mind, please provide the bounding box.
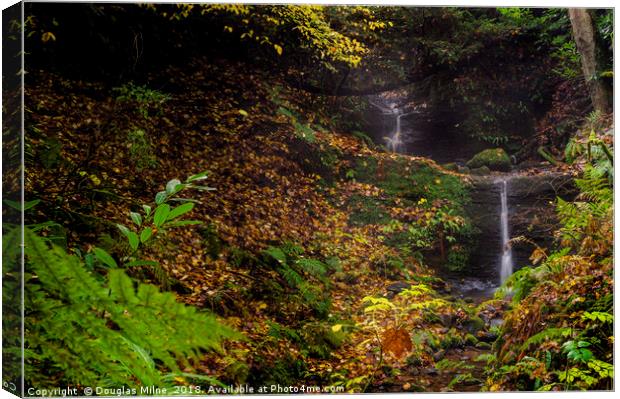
[368,98,419,153]
[499,179,513,283]
[389,111,404,153]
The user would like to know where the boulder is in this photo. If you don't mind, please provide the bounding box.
[466,148,511,171]
[469,165,491,175]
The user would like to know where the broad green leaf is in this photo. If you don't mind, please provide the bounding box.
[142,204,152,216]
[155,191,167,205]
[153,204,171,228]
[167,203,194,221]
[170,183,187,195]
[3,199,41,211]
[166,179,182,194]
[130,212,142,226]
[23,199,41,210]
[116,224,131,237]
[93,247,117,268]
[187,170,209,182]
[140,227,153,243]
[127,231,140,251]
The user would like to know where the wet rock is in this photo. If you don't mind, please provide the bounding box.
[457,165,470,173]
[477,331,498,343]
[460,356,470,361]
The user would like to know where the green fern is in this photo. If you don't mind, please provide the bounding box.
[295,258,327,279]
[18,228,240,389]
[564,138,584,164]
[519,328,572,352]
[262,244,331,316]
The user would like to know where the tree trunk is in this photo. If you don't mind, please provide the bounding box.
[568,9,612,114]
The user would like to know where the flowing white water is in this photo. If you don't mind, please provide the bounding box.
[368,99,418,153]
[499,179,513,283]
[388,111,405,152]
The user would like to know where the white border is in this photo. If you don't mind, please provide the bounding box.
[0,2,617,399]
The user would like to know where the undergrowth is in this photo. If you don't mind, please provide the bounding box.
[488,129,613,391]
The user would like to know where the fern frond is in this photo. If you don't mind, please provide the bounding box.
[519,327,572,352]
[22,229,240,389]
[295,258,327,278]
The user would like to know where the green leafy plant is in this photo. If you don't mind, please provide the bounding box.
[5,228,239,389]
[262,243,333,317]
[278,106,316,143]
[113,82,170,118]
[93,171,213,272]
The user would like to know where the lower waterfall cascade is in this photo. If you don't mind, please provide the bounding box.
[499,179,514,283]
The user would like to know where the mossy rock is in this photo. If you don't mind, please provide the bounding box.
[469,166,491,176]
[466,148,511,171]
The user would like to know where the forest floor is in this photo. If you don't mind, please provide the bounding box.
[24,58,578,392]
